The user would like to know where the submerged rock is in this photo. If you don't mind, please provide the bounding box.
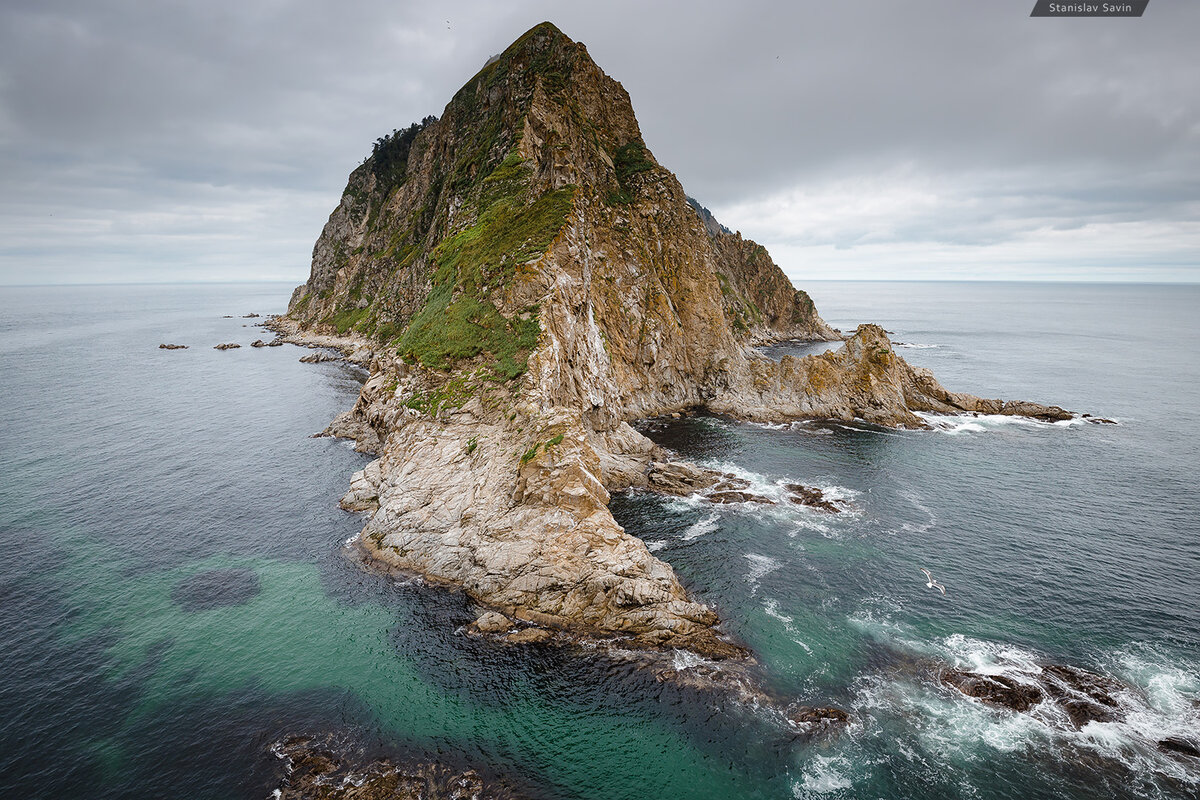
[786,705,852,735]
[158,343,188,350]
[942,661,1128,729]
[171,568,260,612]
[472,611,513,634]
[783,483,843,513]
[506,627,553,644]
[271,737,524,800]
[1159,737,1200,759]
[943,669,1044,712]
[213,342,240,350]
[707,490,772,505]
[299,350,336,363]
[250,339,267,347]
[645,460,719,495]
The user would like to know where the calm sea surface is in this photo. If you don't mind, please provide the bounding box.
[0,281,1197,799]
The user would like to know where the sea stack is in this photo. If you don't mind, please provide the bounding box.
[280,22,1069,655]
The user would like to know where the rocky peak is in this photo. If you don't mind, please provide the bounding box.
[279,23,1071,658]
[287,22,836,414]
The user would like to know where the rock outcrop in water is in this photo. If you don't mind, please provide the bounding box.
[280,23,1070,655]
[942,662,1127,729]
[271,737,525,800]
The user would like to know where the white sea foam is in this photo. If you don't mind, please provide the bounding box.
[663,494,707,513]
[763,598,793,628]
[644,539,667,552]
[697,459,859,516]
[793,755,853,796]
[897,488,937,535]
[749,420,794,431]
[788,519,835,538]
[744,552,781,592]
[671,648,717,672]
[681,512,720,541]
[915,411,1088,435]
[764,597,814,654]
[894,341,940,349]
[941,633,1043,676]
[849,628,1200,785]
[745,419,836,436]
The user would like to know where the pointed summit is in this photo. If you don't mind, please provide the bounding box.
[288,21,832,390]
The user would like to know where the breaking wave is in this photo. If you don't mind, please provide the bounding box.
[844,620,1200,791]
[915,411,1090,435]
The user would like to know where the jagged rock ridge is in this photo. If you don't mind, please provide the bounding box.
[281,22,1070,655]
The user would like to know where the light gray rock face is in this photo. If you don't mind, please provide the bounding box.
[344,393,741,657]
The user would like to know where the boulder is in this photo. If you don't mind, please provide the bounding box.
[707,491,773,505]
[943,669,1044,712]
[506,627,553,644]
[784,483,842,513]
[1158,737,1200,759]
[645,461,719,495]
[787,705,851,726]
[473,611,512,633]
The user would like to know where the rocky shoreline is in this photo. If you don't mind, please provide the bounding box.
[266,302,1075,664]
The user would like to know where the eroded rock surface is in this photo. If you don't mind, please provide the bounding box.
[271,737,525,800]
[943,669,1045,713]
[278,23,1071,657]
[942,662,1126,729]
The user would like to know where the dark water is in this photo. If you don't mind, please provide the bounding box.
[0,281,1197,799]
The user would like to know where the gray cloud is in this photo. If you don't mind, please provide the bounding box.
[1,0,1196,284]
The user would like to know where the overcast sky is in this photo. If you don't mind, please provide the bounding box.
[1,0,1196,285]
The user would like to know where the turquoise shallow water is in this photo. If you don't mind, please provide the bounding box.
[0,281,1197,798]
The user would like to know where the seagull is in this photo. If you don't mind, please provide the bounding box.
[920,567,947,595]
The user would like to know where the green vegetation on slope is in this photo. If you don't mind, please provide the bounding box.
[607,141,654,205]
[304,26,586,380]
[369,116,438,197]
[393,154,576,380]
[324,307,368,335]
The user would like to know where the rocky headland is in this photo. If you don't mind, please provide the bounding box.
[276,22,1071,660]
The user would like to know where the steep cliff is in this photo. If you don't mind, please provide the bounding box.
[282,22,1069,655]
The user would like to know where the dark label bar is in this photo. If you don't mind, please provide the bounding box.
[1030,1,1149,16]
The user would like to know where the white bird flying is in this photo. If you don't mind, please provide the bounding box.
[920,567,947,595]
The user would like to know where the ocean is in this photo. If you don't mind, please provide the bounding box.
[0,281,1196,799]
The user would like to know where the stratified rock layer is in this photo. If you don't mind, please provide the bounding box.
[282,23,1070,654]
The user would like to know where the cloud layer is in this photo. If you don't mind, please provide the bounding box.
[1,0,1196,284]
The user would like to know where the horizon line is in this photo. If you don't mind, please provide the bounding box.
[4,277,1200,289]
